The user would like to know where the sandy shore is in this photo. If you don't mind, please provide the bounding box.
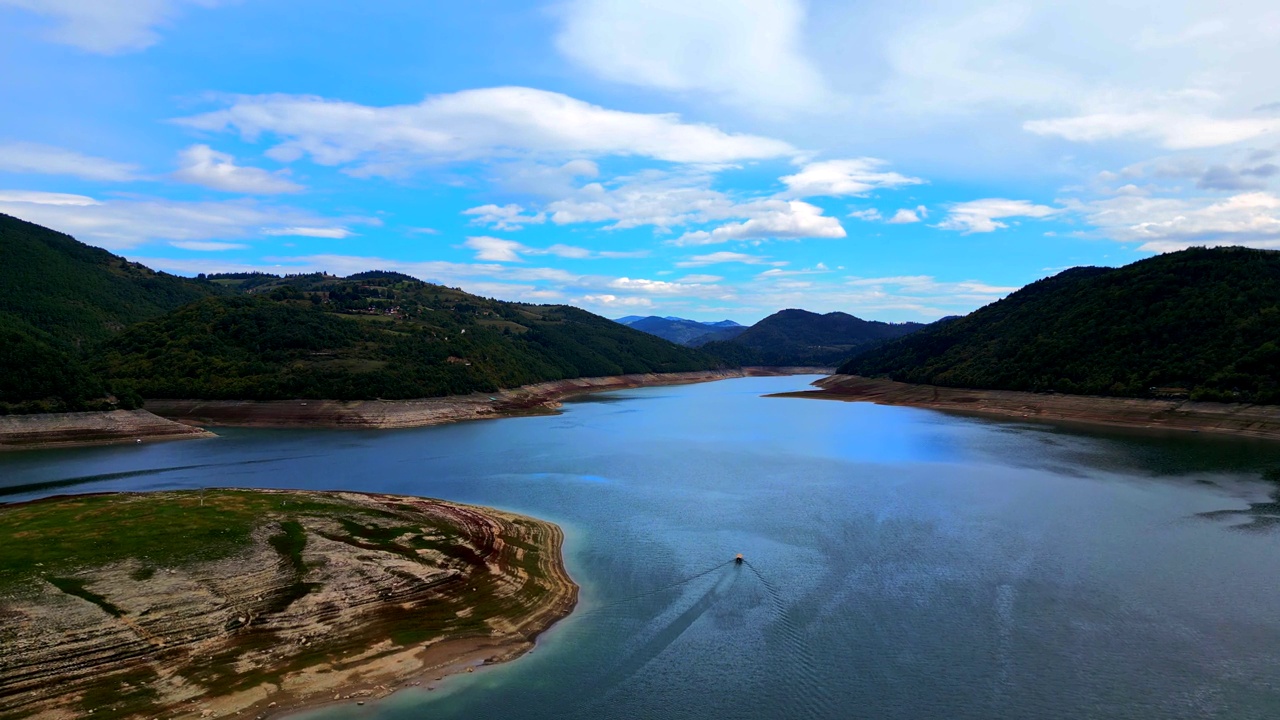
[776,375,1280,441]
[146,367,833,430]
[0,489,577,719]
[0,409,214,451]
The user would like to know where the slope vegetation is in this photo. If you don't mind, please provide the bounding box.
[97,273,721,401]
[844,247,1280,402]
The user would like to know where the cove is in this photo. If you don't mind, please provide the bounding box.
[4,375,1280,719]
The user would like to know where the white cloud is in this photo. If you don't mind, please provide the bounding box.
[555,0,832,113]
[937,198,1061,234]
[887,206,927,224]
[0,191,368,249]
[0,142,142,181]
[1024,112,1277,150]
[679,274,723,283]
[169,240,247,251]
[672,201,846,245]
[462,203,546,231]
[0,190,99,206]
[781,158,923,197]
[461,236,640,263]
[172,144,303,194]
[849,209,882,222]
[676,251,786,267]
[578,294,655,308]
[177,87,796,171]
[463,236,525,263]
[609,277,719,295]
[1075,191,1280,251]
[261,226,355,239]
[0,0,220,54]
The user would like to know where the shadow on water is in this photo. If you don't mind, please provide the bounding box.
[0,455,318,499]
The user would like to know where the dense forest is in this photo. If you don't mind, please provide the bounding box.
[700,309,926,366]
[844,247,1280,403]
[0,214,720,411]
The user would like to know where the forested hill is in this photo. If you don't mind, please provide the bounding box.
[700,309,926,366]
[0,213,220,347]
[0,215,720,411]
[843,247,1280,403]
[0,213,223,412]
[97,276,720,401]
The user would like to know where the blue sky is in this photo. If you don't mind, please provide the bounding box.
[2,1,1279,323]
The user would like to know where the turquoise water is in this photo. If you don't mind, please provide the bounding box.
[5,375,1280,719]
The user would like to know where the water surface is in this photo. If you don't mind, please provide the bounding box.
[5,376,1280,719]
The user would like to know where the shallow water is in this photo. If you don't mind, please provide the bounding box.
[5,375,1280,719]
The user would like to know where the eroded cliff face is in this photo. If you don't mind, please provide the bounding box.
[0,490,576,719]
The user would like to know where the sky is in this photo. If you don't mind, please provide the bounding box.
[1,1,1278,323]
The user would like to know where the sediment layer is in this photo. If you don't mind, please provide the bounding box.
[780,375,1280,441]
[0,489,576,720]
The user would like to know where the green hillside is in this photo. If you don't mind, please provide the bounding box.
[701,309,925,366]
[843,247,1280,403]
[93,271,720,401]
[0,213,222,411]
[0,213,220,348]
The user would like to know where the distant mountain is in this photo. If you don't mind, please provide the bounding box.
[700,309,927,367]
[0,215,722,412]
[616,315,749,346]
[843,247,1280,403]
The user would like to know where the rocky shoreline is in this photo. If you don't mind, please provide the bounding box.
[779,375,1280,441]
[0,489,577,719]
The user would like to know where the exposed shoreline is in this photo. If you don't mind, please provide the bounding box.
[777,375,1280,441]
[0,408,215,452]
[144,367,833,431]
[0,368,830,452]
[0,489,577,719]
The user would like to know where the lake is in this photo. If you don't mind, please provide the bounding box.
[5,375,1280,719]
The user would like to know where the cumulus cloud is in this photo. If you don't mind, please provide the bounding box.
[887,206,927,223]
[937,198,1060,233]
[173,144,303,194]
[675,251,786,267]
[176,87,796,172]
[555,0,832,113]
[0,0,220,54]
[0,142,142,181]
[0,190,368,249]
[462,203,546,231]
[1074,191,1280,251]
[849,209,882,221]
[672,201,846,245]
[780,158,923,197]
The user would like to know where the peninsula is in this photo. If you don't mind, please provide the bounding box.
[0,489,577,719]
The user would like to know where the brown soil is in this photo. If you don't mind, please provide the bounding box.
[776,375,1280,441]
[0,410,214,452]
[146,368,832,430]
[0,490,576,720]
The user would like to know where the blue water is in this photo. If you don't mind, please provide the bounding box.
[5,375,1280,719]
